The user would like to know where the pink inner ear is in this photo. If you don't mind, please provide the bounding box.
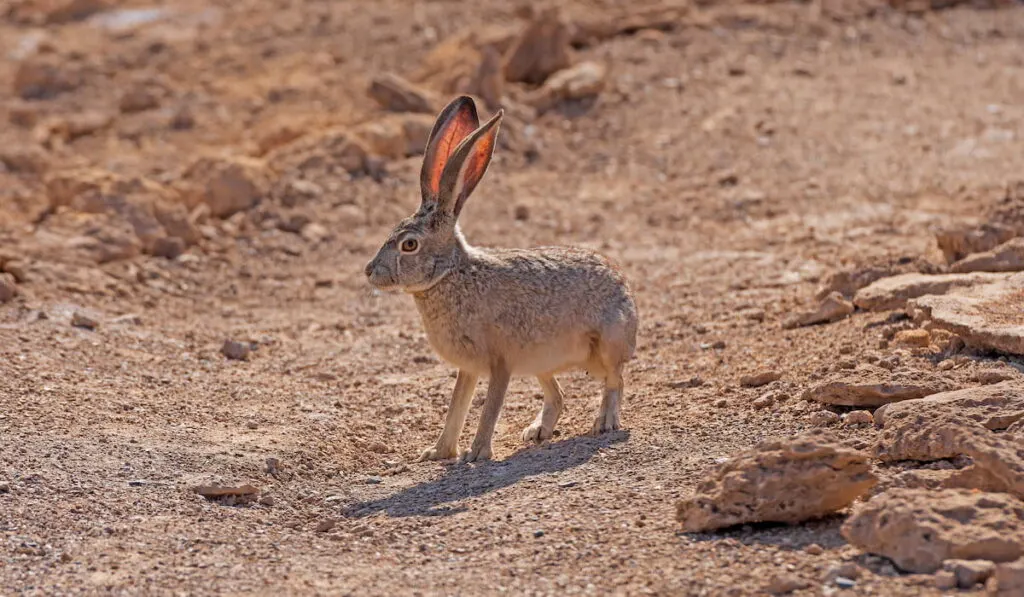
[453,123,499,216]
[427,110,478,197]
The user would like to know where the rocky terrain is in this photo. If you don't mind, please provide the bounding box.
[2,0,1024,595]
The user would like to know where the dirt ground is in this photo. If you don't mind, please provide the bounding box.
[2,0,1024,595]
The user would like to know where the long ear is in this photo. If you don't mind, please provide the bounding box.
[420,96,479,204]
[437,109,503,219]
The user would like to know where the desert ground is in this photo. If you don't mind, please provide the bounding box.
[2,0,1024,595]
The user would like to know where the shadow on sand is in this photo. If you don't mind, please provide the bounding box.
[344,430,630,518]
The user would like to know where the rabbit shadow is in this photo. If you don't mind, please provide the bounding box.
[343,430,630,519]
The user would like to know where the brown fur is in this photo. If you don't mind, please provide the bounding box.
[365,96,638,462]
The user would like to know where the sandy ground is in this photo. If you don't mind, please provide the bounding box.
[2,1,1024,595]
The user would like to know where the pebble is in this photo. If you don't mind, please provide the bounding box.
[834,577,856,589]
[809,411,839,426]
[933,571,957,590]
[938,359,955,371]
[740,371,782,388]
[804,543,824,555]
[843,410,874,426]
[0,273,16,303]
[315,519,337,533]
[221,340,250,361]
[258,494,275,507]
[0,482,9,493]
[246,421,258,430]
[71,311,98,330]
[534,530,545,538]
[365,476,383,485]
[752,394,774,410]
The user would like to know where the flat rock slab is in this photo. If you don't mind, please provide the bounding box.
[909,272,1024,356]
[874,381,1024,431]
[841,488,1024,573]
[951,237,1024,273]
[803,368,955,407]
[677,430,876,532]
[853,272,1008,312]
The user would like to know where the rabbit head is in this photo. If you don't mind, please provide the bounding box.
[365,96,503,293]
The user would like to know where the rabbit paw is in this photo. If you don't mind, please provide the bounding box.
[459,443,493,463]
[417,444,458,462]
[591,411,621,435]
[521,420,553,444]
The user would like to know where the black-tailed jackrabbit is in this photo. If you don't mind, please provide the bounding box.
[365,96,638,462]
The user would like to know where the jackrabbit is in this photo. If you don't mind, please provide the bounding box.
[364,96,638,462]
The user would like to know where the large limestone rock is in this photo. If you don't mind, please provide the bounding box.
[803,367,955,407]
[936,223,1017,263]
[854,272,1008,311]
[181,156,272,219]
[841,488,1024,573]
[991,559,1024,596]
[951,238,1024,273]
[676,430,876,532]
[909,273,1024,356]
[874,382,1024,431]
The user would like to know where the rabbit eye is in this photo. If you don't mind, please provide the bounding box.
[400,238,419,253]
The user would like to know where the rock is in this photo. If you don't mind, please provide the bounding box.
[782,292,854,329]
[62,110,114,140]
[841,488,1024,574]
[951,238,1024,273]
[936,223,1017,263]
[71,311,98,330]
[676,430,877,532]
[45,168,199,256]
[874,381,1024,431]
[816,266,903,300]
[854,272,1007,312]
[353,114,435,160]
[13,56,81,99]
[764,574,809,594]
[119,86,161,114]
[803,368,954,407]
[809,411,840,426]
[221,340,250,361]
[892,329,931,348]
[503,8,572,85]
[0,145,50,173]
[752,394,774,409]
[844,410,874,426]
[265,129,372,178]
[957,427,1024,500]
[526,61,607,112]
[933,571,957,591]
[0,273,17,303]
[194,484,259,505]
[42,0,109,24]
[301,222,329,243]
[181,156,272,218]
[150,236,185,259]
[909,272,1024,356]
[740,371,781,388]
[368,73,437,113]
[315,519,337,533]
[944,559,996,589]
[470,45,504,109]
[990,559,1024,596]
[805,543,824,555]
[415,24,520,95]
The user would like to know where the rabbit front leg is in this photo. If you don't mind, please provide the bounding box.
[418,370,478,462]
[461,362,510,463]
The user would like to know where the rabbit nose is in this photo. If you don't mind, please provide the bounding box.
[364,260,375,278]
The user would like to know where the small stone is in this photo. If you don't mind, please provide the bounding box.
[844,410,874,426]
[246,421,258,430]
[315,519,337,533]
[0,273,17,303]
[991,559,1024,595]
[893,329,930,348]
[938,359,955,371]
[119,87,160,114]
[934,571,957,591]
[765,574,809,594]
[365,476,383,485]
[740,371,782,388]
[752,394,774,410]
[59,552,72,563]
[782,292,854,329]
[0,482,9,493]
[533,529,545,538]
[151,236,186,260]
[367,73,436,113]
[809,411,840,427]
[944,559,996,588]
[258,494,275,507]
[301,222,329,243]
[221,340,250,361]
[805,543,824,555]
[514,205,530,221]
[714,398,728,408]
[834,577,856,589]
[71,311,98,330]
